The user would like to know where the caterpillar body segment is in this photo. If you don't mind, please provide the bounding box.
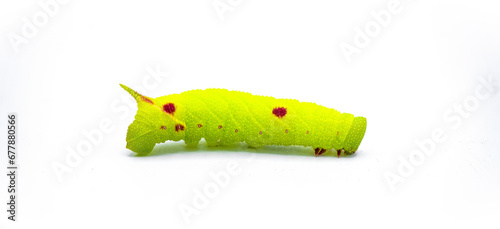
[120,84,367,156]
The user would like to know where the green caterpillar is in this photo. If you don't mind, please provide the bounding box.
[120,84,367,157]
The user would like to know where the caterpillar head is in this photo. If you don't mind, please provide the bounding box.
[120,84,186,155]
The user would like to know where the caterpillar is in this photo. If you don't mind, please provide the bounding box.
[120,84,367,157]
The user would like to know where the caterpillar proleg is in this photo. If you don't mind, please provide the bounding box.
[120,84,367,157]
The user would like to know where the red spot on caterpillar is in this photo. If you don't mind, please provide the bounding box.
[306,131,309,134]
[259,131,262,135]
[272,107,287,118]
[141,96,153,104]
[163,103,175,114]
[218,125,223,129]
[160,126,166,130]
[285,129,288,133]
[198,124,202,128]
[175,124,184,132]
[235,129,238,133]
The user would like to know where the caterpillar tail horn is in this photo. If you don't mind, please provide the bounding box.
[119,84,159,155]
[119,84,155,106]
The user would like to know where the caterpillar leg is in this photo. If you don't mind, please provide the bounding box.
[219,138,238,147]
[184,140,200,148]
[336,148,355,157]
[246,143,263,148]
[206,140,220,147]
[343,148,356,156]
[246,137,265,148]
[314,148,326,157]
[206,139,239,147]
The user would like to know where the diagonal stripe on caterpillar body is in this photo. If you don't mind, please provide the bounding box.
[120,84,367,157]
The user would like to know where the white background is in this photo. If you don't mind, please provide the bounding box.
[1,0,500,228]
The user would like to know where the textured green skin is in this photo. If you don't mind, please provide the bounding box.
[120,85,367,156]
